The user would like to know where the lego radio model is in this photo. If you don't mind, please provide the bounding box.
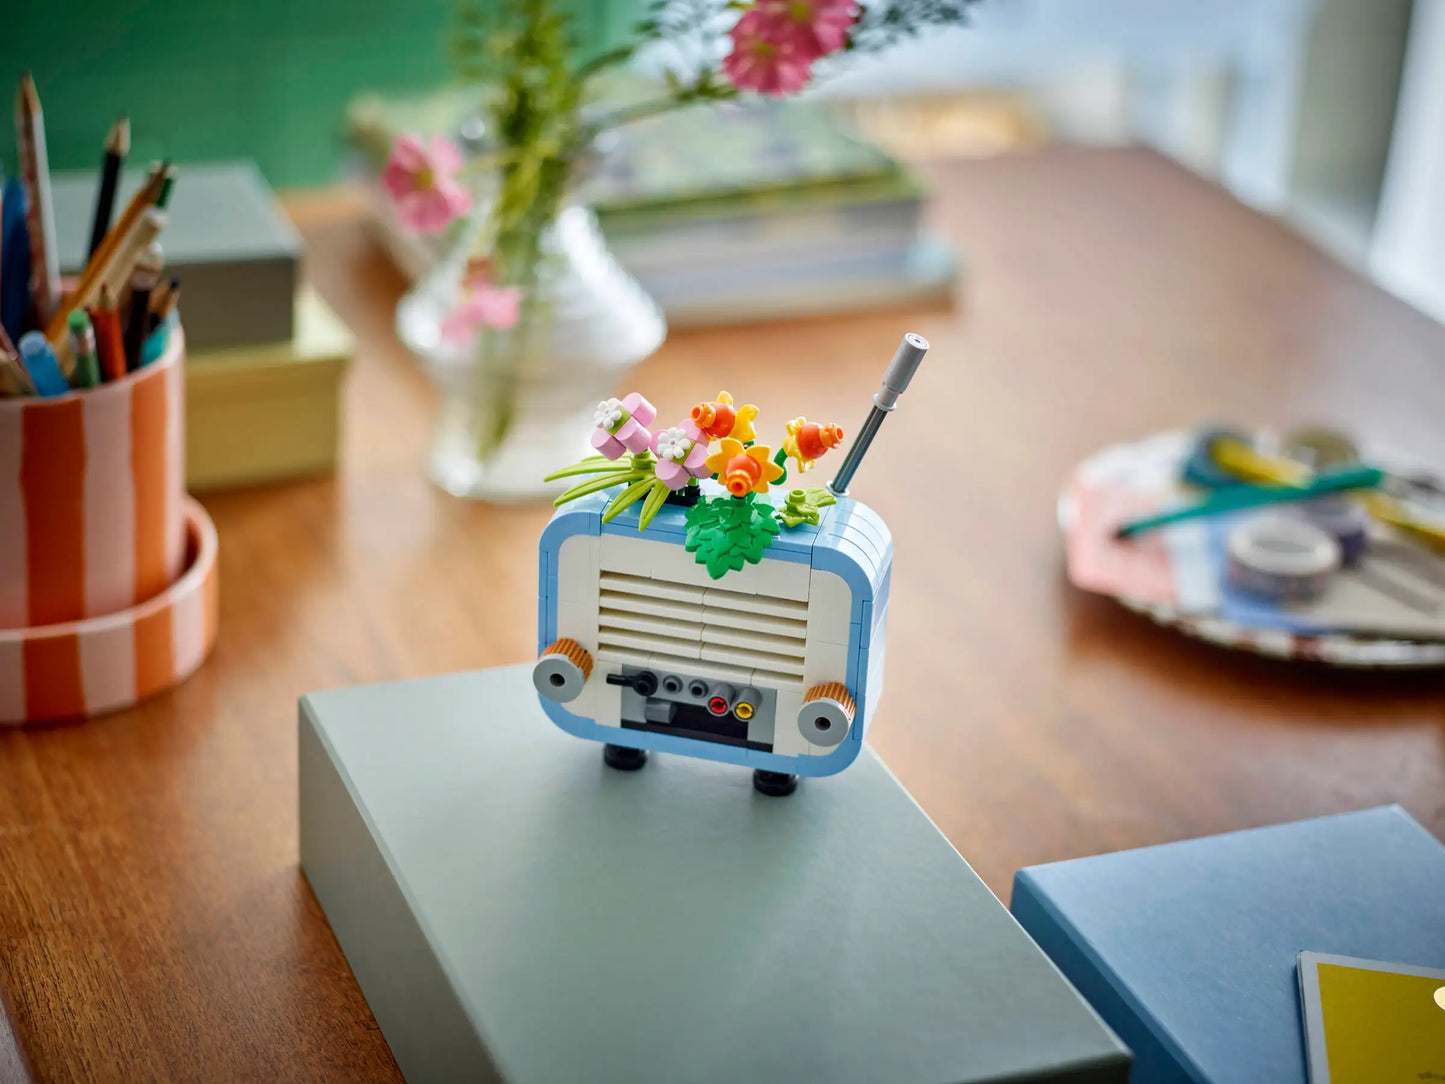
[533,333,927,796]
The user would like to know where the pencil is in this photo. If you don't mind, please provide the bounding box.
[68,309,100,388]
[98,206,165,303]
[92,284,125,381]
[45,160,166,343]
[124,270,155,371]
[152,279,179,324]
[87,115,130,259]
[0,324,34,395]
[15,73,61,322]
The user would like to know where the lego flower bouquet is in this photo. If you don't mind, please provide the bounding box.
[385,0,976,500]
[547,389,845,579]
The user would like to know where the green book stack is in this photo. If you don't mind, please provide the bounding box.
[348,88,957,326]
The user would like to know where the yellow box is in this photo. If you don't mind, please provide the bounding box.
[185,290,352,491]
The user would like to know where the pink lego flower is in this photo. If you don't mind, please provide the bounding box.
[591,392,657,459]
[722,8,816,96]
[651,421,712,490]
[754,0,858,58]
[382,133,472,233]
[440,264,523,343]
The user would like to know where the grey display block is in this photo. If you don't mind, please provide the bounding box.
[299,666,1129,1084]
[53,161,299,350]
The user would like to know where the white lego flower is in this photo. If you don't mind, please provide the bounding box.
[655,426,693,462]
[594,398,625,430]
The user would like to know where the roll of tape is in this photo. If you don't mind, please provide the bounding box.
[1294,497,1370,566]
[1227,515,1341,602]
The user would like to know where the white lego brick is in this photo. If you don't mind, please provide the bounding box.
[645,540,714,586]
[600,572,705,607]
[673,657,755,686]
[700,624,805,660]
[555,534,600,605]
[702,586,810,622]
[599,532,656,577]
[715,554,811,602]
[571,673,619,728]
[555,601,599,654]
[700,641,803,678]
[806,570,853,643]
[769,689,809,757]
[802,634,850,690]
[597,609,703,644]
[600,628,703,660]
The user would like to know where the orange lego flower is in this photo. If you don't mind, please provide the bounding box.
[782,417,844,472]
[690,391,759,442]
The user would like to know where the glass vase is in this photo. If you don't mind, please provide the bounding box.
[396,204,666,502]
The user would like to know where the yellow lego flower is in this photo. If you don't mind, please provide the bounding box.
[705,438,785,496]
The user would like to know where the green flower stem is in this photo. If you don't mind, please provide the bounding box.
[772,447,789,487]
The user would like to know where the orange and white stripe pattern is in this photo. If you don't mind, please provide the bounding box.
[0,328,186,630]
[0,497,217,724]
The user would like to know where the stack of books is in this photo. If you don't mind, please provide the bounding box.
[348,90,957,326]
[52,161,352,490]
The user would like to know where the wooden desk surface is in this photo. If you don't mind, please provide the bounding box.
[2,147,1443,1080]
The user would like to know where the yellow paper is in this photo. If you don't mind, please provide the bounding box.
[1300,952,1445,1083]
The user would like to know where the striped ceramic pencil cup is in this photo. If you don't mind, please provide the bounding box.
[0,326,218,724]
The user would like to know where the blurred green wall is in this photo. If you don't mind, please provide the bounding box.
[7,0,634,190]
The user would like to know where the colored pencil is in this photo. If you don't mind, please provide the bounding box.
[92,284,126,381]
[124,270,155,371]
[15,74,61,321]
[87,115,130,259]
[67,309,100,388]
[45,159,166,343]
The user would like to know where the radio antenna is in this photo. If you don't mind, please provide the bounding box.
[826,332,929,498]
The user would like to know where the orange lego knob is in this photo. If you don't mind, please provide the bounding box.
[722,452,762,496]
[796,422,844,461]
[691,399,737,440]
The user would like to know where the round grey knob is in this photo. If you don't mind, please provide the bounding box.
[534,652,587,702]
[797,696,852,748]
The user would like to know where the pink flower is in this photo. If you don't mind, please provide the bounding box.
[440,265,522,343]
[754,0,858,58]
[591,393,657,459]
[722,9,816,96]
[382,133,471,233]
[651,421,712,490]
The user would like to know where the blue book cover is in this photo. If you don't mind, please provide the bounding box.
[1011,807,1445,1083]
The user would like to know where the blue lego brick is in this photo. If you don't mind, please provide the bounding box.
[539,698,865,778]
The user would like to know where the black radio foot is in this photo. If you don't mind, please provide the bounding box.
[753,770,798,797]
[603,744,648,771]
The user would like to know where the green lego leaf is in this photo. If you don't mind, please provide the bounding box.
[543,455,622,481]
[682,494,779,580]
[637,478,672,530]
[602,477,656,523]
[555,470,637,505]
[777,487,837,528]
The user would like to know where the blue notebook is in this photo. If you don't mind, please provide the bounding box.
[1011,807,1445,1083]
